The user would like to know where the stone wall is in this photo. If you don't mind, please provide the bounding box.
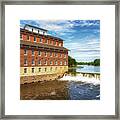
[20,73,64,84]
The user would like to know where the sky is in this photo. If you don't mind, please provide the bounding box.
[20,20,100,62]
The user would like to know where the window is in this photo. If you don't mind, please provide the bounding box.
[32,28,33,32]
[45,68,47,72]
[38,50,41,56]
[27,35,29,40]
[38,59,41,65]
[55,61,57,65]
[32,58,34,64]
[24,59,27,65]
[60,61,62,65]
[44,60,47,65]
[32,68,34,73]
[40,37,42,43]
[60,53,62,57]
[45,39,47,43]
[38,30,39,33]
[45,52,47,57]
[20,34,22,39]
[32,50,34,55]
[55,53,57,57]
[64,61,67,65]
[59,43,62,46]
[24,49,27,55]
[50,40,52,44]
[50,52,52,57]
[39,68,41,72]
[24,68,27,73]
[64,54,66,58]
[34,36,36,42]
[56,41,57,46]
[53,41,56,45]
[50,67,52,71]
[50,61,52,65]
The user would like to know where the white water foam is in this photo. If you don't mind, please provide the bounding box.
[59,74,100,85]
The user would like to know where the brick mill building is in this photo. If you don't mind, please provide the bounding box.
[20,24,68,84]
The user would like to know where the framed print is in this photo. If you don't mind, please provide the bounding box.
[0,0,119,119]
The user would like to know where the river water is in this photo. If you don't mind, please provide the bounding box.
[59,65,100,100]
[76,65,100,73]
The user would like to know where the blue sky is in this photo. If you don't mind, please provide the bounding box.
[20,20,100,62]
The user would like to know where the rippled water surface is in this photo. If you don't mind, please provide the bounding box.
[68,82,100,100]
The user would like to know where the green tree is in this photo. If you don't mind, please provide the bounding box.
[68,56,77,67]
[94,59,100,66]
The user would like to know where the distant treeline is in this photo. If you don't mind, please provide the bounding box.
[77,59,100,66]
[68,56,100,67]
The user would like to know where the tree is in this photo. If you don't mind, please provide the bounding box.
[68,56,77,67]
[94,59,100,66]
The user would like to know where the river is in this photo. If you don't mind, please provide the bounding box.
[59,65,100,100]
[21,65,100,100]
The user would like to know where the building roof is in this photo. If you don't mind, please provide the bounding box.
[20,40,68,51]
[20,28,64,41]
[24,24,48,32]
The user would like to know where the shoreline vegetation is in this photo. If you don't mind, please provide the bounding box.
[68,55,100,67]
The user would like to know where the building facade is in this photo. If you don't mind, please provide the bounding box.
[20,24,68,84]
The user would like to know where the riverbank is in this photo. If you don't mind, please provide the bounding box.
[20,76,100,100]
[20,80,69,100]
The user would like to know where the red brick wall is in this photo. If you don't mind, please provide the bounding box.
[20,48,68,67]
[21,32,63,47]
[20,29,67,67]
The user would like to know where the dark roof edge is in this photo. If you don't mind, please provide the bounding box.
[24,24,48,32]
[20,28,64,41]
